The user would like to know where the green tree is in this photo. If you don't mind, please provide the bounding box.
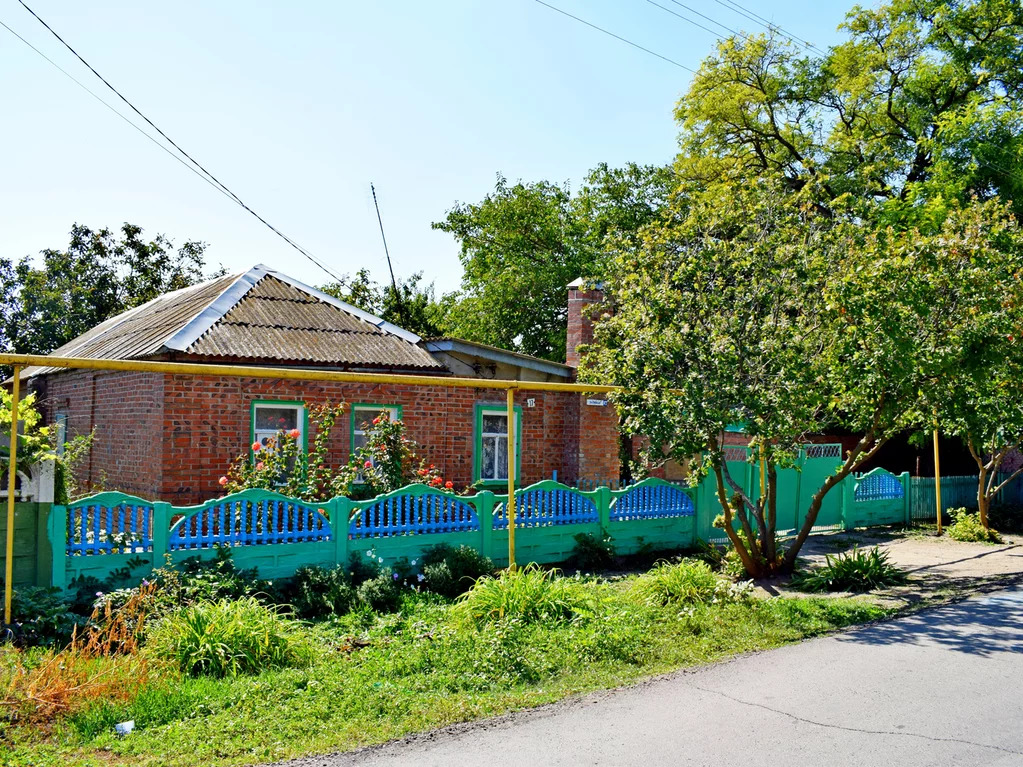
[586,184,1023,576]
[433,164,672,362]
[319,269,446,339]
[1,223,219,356]
[677,0,1023,223]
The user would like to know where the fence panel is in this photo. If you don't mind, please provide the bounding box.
[909,476,979,521]
[64,493,154,556]
[169,491,332,550]
[845,469,909,528]
[349,488,479,538]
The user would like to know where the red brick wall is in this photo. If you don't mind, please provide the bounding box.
[33,370,165,498]
[35,370,620,503]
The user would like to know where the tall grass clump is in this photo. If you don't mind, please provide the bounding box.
[791,547,906,593]
[453,565,592,626]
[947,509,1003,543]
[147,598,310,677]
[631,559,724,606]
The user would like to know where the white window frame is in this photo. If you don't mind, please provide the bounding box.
[251,401,306,456]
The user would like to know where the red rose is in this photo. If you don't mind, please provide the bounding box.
[288,428,301,439]
[218,476,228,486]
[364,460,373,468]
[445,481,454,489]
[251,441,262,452]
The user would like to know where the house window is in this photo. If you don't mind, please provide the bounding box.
[351,404,402,453]
[474,404,522,483]
[251,401,306,454]
[54,411,68,458]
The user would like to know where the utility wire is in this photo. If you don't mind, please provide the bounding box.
[533,0,697,73]
[13,0,348,285]
[0,18,228,202]
[712,0,826,55]
[663,0,750,41]
[644,0,724,40]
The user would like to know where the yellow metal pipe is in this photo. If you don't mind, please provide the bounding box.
[506,388,517,570]
[933,428,943,535]
[0,353,618,396]
[4,367,22,624]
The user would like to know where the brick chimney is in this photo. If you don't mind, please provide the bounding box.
[566,278,605,369]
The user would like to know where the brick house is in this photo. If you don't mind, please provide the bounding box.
[20,265,621,503]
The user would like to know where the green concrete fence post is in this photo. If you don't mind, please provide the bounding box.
[476,491,494,560]
[47,504,66,591]
[841,475,856,531]
[152,502,172,567]
[331,497,352,566]
[597,486,612,533]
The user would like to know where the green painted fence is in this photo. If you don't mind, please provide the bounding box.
[33,451,932,591]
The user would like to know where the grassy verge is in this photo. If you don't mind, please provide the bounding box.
[2,575,890,767]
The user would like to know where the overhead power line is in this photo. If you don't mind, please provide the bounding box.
[0,19,229,202]
[712,0,826,55]
[662,0,750,41]
[533,0,697,74]
[644,0,723,39]
[12,0,348,285]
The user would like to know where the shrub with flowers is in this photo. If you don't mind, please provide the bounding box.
[220,403,345,502]
[330,411,451,500]
[218,404,453,502]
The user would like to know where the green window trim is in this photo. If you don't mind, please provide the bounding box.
[250,399,309,459]
[349,402,404,453]
[472,403,522,486]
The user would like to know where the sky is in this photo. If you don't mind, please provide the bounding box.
[1,1,853,296]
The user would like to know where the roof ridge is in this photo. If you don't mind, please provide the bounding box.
[161,268,264,352]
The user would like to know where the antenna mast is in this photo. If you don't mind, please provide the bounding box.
[370,183,407,326]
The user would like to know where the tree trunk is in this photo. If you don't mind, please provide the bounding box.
[713,461,762,577]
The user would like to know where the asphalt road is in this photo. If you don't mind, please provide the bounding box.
[282,589,1023,767]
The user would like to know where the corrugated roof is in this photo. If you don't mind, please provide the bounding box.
[186,275,441,369]
[22,265,444,377]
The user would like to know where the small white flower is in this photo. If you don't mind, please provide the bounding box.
[378,556,384,563]
[410,559,417,566]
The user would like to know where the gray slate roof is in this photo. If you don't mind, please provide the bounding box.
[22,265,443,377]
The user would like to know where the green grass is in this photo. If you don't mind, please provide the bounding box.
[4,575,892,767]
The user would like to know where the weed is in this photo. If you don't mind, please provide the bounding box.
[3,587,89,648]
[631,559,727,606]
[146,598,310,677]
[453,565,593,626]
[790,546,906,593]
[284,566,358,619]
[947,509,1003,543]
[420,544,494,598]
[569,532,617,571]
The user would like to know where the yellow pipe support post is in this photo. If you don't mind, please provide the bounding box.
[506,388,517,570]
[4,367,22,624]
[933,428,943,536]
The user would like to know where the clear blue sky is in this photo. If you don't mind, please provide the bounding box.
[1,1,852,295]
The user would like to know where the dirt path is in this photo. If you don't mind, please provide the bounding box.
[795,529,1023,604]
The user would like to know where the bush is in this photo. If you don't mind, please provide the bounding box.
[356,573,403,613]
[790,547,906,593]
[285,566,358,619]
[147,598,310,677]
[631,559,725,606]
[3,587,89,648]
[453,565,593,626]
[569,532,616,571]
[420,544,494,598]
[947,509,1003,543]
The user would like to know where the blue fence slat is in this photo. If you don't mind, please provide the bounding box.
[350,492,480,538]
[610,483,694,521]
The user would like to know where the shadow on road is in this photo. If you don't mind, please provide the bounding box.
[836,590,1023,657]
